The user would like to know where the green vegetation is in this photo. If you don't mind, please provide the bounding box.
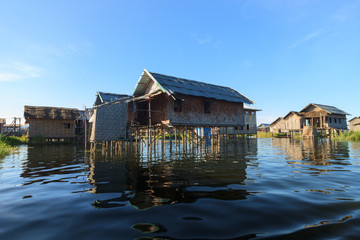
[256,132,272,138]
[0,135,28,158]
[332,131,360,142]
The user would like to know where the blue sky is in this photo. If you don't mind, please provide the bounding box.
[1,0,360,125]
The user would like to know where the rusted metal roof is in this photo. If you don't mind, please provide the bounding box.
[134,69,254,105]
[24,106,80,120]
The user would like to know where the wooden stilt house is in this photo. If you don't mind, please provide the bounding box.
[130,69,254,128]
[299,103,349,130]
[24,106,80,140]
[349,117,360,131]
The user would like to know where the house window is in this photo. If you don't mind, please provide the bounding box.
[335,118,337,124]
[204,101,211,114]
[329,117,332,124]
[325,116,328,122]
[339,118,341,124]
[246,124,250,130]
[174,99,183,112]
[64,123,71,129]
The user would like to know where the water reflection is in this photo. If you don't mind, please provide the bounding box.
[270,138,350,166]
[86,139,258,209]
[21,145,85,185]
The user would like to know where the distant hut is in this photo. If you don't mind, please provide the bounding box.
[24,106,80,140]
[269,117,286,133]
[0,118,5,133]
[131,69,254,128]
[299,103,349,130]
[349,117,360,132]
[257,123,270,133]
[243,105,261,134]
[283,111,303,131]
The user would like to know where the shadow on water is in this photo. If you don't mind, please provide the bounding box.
[86,138,259,210]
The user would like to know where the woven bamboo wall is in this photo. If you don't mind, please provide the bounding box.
[28,119,75,138]
[168,94,244,126]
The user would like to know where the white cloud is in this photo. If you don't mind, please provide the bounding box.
[290,30,323,48]
[0,62,41,82]
[192,33,212,44]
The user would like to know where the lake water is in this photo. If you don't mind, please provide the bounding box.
[1,138,360,239]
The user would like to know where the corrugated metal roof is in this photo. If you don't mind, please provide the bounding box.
[133,70,254,105]
[244,105,261,111]
[302,103,350,115]
[98,92,130,103]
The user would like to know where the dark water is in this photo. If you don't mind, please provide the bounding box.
[1,138,360,240]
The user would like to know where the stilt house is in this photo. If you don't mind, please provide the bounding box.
[269,117,286,133]
[24,106,80,139]
[130,69,254,128]
[299,103,349,130]
[257,123,270,132]
[349,117,360,131]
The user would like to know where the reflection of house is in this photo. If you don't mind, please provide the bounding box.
[349,117,360,131]
[87,139,257,210]
[269,117,286,133]
[24,106,80,139]
[257,123,270,132]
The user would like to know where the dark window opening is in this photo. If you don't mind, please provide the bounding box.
[329,117,332,124]
[174,99,183,112]
[325,116,328,122]
[246,124,250,130]
[339,118,341,124]
[204,101,211,114]
[335,118,337,124]
[64,123,71,129]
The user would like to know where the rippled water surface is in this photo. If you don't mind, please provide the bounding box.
[1,138,360,239]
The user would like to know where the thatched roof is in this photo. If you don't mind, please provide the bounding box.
[134,69,255,105]
[24,106,80,120]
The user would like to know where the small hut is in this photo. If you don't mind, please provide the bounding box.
[257,123,270,133]
[283,111,303,131]
[90,96,131,142]
[269,117,286,133]
[0,118,5,133]
[24,106,80,140]
[349,117,360,131]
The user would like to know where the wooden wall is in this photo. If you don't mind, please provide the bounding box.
[28,119,76,138]
[284,114,303,130]
[168,94,244,127]
[350,118,360,131]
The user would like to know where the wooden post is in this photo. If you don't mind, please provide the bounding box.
[169,127,172,153]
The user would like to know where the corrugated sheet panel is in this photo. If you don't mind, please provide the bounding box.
[99,92,130,103]
[149,72,254,105]
[313,104,350,115]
